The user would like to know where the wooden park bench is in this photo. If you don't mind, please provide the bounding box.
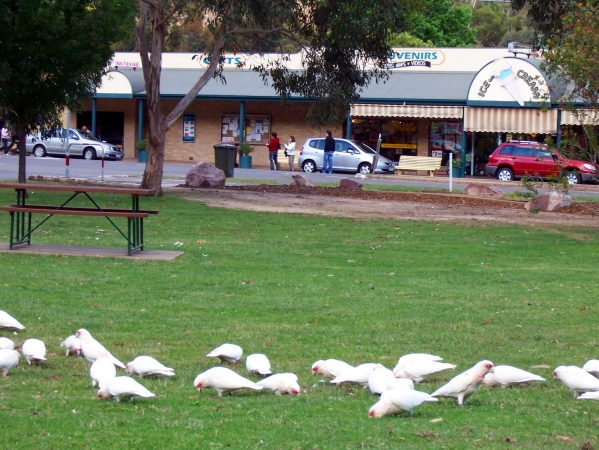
[395,156,443,177]
[0,183,158,256]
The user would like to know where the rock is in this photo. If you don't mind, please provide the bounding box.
[525,192,571,212]
[185,161,225,188]
[338,178,363,190]
[463,183,503,197]
[288,174,315,187]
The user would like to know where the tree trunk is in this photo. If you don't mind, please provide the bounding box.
[140,118,166,195]
[17,125,27,184]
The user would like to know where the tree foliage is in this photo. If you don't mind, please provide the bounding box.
[136,0,420,193]
[0,0,137,182]
[406,0,476,47]
[542,2,599,169]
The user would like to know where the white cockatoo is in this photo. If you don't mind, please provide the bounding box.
[97,376,155,401]
[0,337,15,350]
[368,364,396,395]
[60,335,81,357]
[578,391,599,401]
[193,366,263,397]
[554,365,599,396]
[431,360,494,405]
[394,360,457,383]
[392,353,443,376]
[76,329,125,368]
[483,365,545,388]
[125,356,175,378]
[257,373,300,395]
[582,360,599,378]
[387,377,415,391]
[206,343,243,364]
[311,359,354,379]
[90,352,117,389]
[331,363,378,386]
[0,310,25,330]
[21,338,47,364]
[246,353,272,376]
[0,349,20,377]
[369,388,438,418]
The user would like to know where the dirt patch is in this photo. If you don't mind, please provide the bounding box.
[169,184,599,228]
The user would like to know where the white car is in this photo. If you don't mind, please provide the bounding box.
[298,137,395,174]
[26,128,123,160]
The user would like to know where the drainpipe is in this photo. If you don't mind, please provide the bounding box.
[91,98,97,136]
[346,109,351,139]
[137,99,144,142]
[556,108,562,149]
[239,101,245,144]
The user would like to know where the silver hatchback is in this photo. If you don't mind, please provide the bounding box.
[26,128,123,160]
[298,138,395,174]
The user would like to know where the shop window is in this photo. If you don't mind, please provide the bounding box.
[348,118,417,162]
[221,114,271,143]
[430,121,462,167]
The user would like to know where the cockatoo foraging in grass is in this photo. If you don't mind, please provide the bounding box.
[125,356,175,378]
[311,359,354,379]
[206,343,243,364]
[387,377,415,391]
[257,373,300,395]
[76,329,125,369]
[394,360,457,383]
[60,335,81,357]
[554,365,599,396]
[368,364,396,395]
[90,352,117,389]
[21,338,46,364]
[0,310,25,330]
[246,354,272,376]
[0,337,15,350]
[97,376,155,402]
[369,388,438,418]
[331,363,378,387]
[0,349,20,378]
[582,360,599,378]
[431,360,494,406]
[194,367,263,397]
[483,365,545,388]
[392,353,443,376]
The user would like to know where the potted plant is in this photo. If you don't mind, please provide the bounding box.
[136,140,148,163]
[451,156,462,178]
[237,142,254,169]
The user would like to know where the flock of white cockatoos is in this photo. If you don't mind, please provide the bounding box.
[3,308,599,415]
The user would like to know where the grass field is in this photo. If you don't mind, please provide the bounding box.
[0,187,598,449]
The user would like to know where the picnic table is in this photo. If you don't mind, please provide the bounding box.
[0,183,158,256]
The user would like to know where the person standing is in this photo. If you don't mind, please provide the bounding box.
[285,136,296,171]
[323,130,335,174]
[1,123,9,155]
[266,132,280,170]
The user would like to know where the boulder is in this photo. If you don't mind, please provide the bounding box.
[288,174,315,187]
[463,183,503,197]
[338,178,363,190]
[525,192,572,212]
[185,161,225,188]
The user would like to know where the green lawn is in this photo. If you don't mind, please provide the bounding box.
[0,188,598,449]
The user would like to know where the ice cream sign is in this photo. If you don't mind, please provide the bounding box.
[467,57,549,106]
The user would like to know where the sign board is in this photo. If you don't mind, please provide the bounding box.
[221,114,271,143]
[183,113,195,142]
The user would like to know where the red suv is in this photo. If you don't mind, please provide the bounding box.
[485,141,597,185]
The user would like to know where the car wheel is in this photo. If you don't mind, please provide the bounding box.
[302,160,317,173]
[496,167,514,181]
[33,145,46,158]
[565,171,581,185]
[358,163,372,174]
[83,148,96,160]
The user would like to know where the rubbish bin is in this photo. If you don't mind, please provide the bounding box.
[213,143,236,177]
[138,150,148,163]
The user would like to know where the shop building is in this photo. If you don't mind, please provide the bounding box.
[77,48,564,175]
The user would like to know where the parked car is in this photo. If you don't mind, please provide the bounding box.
[485,141,597,184]
[26,128,123,160]
[298,138,395,174]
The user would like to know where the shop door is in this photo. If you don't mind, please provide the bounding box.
[77,112,125,147]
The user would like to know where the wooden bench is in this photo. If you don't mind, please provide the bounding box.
[0,183,157,256]
[396,156,443,177]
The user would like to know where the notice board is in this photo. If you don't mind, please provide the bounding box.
[221,114,271,143]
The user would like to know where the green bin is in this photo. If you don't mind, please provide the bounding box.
[138,150,148,163]
[213,143,236,177]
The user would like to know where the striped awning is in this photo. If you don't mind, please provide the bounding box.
[560,109,598,126]
[351,104,463,119]
[464,107,557,133]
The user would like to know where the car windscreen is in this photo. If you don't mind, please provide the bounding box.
[354,142,376,154]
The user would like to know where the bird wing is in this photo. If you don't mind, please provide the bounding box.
[432,372,472,397]
[494,365,545,385]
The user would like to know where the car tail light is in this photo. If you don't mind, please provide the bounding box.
[300,146,303,155]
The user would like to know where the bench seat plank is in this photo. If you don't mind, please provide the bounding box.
[0,206,148,218]
[396,156,442,177]
[11,204,159,215]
